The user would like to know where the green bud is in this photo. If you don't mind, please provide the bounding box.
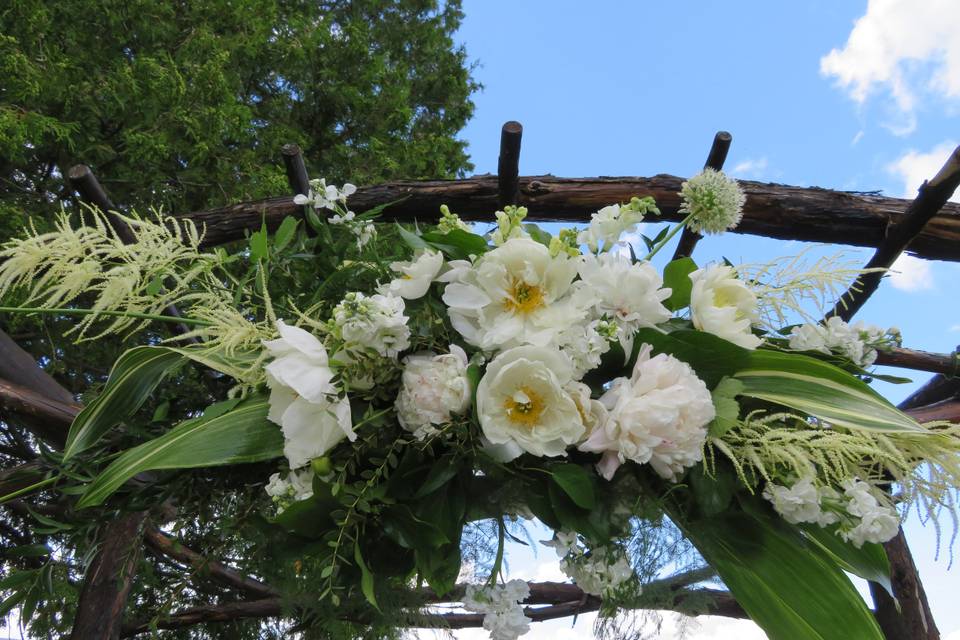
[311,456,332,475]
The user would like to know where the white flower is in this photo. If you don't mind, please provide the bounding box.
[554,320,612,378]
[265,468,315,510]
[442,237,588,350]
[476,346,585,461]
[395,345,472,438]
[689,264,762,349]
[263,320,355,469]
[580,345,715,481]
[293,178,356,210]
[463,580,531,640]
[577,252,672,352]
[577,201,649,253]
[787,323,830,354]
[378,249,443,299]
[491,206,530,246]
[542,530,580,558]
[564,380,608,438]
[561,545,633,597]
[332,291,410,358]
[840,478,900,547]
[764,476,824,525]
[679,168,746,234]
[788,317,899,367]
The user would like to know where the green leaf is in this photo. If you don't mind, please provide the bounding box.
[674,501,884,640]
[396,224,430,251]
[550,463,596,509]
[65,346,186,460]
[414,454,461,498]
[422,228,489,259]
[249,220,269,262]
[708,377,744,438]
[354,542,380,611]
[735,349,924,433]
[522,223,552,248]
[801,524,894,598]
[77,396,282,508]
[630,328,749,388]
[7,544,50,558]
[416,544,462,598]
[145,276,164,296]
[662,257,697,310]
[688,463,737,516]
[273,216,299,252]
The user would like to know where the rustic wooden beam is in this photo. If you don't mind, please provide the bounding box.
[904,399,960,424]
[281,144,311,199]
[144,528,279,599]
[174,174,960,261]
[497,121,523,208]
[672,130,733,260]
[70,511,149,640]
[827,144,960,321]
[874,347,959,376]
[0,377,80,448]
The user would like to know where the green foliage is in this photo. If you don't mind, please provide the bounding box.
[0,0,478,235]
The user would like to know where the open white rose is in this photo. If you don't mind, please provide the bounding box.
[378,249,444,300]
[263,320,355,469]
[395,345,472,438]
[476,346,585,460]
[442,237,588,350]
[689,263,762,349]
[580,345,714,481]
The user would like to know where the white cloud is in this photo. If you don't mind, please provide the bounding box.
[731,157,769,178]
[851,130,865,145]
[821,0,960,130]
[887,141,960,200]
[888,254,934,292]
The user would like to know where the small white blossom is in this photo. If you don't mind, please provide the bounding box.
[580,345,715,481]
[679,168,746,235]
[554,320,612,378]
[378,249,444,299]
[476,346,585,461]
[294,178,356,210]
[491,206,530,246]
[789,317,900,367]
[463,580,531,640]
[395,345,472,438]
[331,291,411,358]
[840,479,900,547]
[265,468,315,511]
[577,197,657,254]
[763,476,838,526]
[561,545,633,597]
[689,264,762,349]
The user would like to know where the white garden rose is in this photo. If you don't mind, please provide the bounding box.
[580,345,715,481]
[378,249,443,300]
[332,291,411,358]
[263,320,355,469]
[395,345,472,438]
[442,237,589,350]
[476,346,585,461]
[689,263,762,349]
[578,252,671,353]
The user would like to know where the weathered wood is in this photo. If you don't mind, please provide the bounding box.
[904,399,960,424]
[875,347,959,376]
[281,144,311,199]
[497,121,523,208]
[871,530,941,640]
[828,144,960,321]
[672,130,732,260]
[70,511,148,640]
[121,598,284,636]
[0,377,80,447]
[175,174,960,261]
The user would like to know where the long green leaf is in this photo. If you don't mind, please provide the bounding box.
[675,502,884,640]
[77,396,282,508]
[65,347,186,460]
[735,350,923,433]
[801,524,894,598]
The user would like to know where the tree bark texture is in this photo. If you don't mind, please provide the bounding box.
[871,529,941,640]
[175,174,960,261]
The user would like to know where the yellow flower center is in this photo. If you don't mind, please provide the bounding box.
[503,386,545,429]
[503,279,545,315]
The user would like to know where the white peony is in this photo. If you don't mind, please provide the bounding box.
[476,346,585,461]
[578,252,672,353]
[331,291,411,358]
[263,320,355,469]
[579,345,715,481]
[395,345,472,438]
[378,249,444,300]
[689,263,762,350]
[442,237,589,351]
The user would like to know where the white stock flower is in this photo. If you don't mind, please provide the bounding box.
[332,291,411,358]
[395,345,472,438]
[442,237,588,350]
[679,168,746,234]
[476,346,585,461]
[561,545,633,597]
[788,317,899,367]
[764,476,826,525]
[689,264,762,349]
[463,580,531,640]
[378,249,443,299]
[840,479,900,547]
[554,320,611,378]
[577,203,647,253]
[580,345,715,481]
[263,320,355,469]
[578,252,672,352]
[265,468,315,509]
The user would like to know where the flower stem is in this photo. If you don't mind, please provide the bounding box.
[0,306,213,327]
[0,475,58,505]
[488,517,506,586]
[643,212,696,261]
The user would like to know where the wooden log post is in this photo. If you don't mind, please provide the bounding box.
[497,121,523,208]
[672,130,733,260]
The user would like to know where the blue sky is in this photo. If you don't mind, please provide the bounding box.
[446,1,960,638]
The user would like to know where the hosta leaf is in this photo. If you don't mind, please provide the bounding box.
[65,347,186,460]
[77,396,281,508]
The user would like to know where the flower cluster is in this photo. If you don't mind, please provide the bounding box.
[679,168,746,234]
[462,580,531,640]
[545,531,633,597]
[294,178,375,248]
[788,316,900,367]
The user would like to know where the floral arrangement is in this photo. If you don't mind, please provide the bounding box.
[2,169,959,640]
